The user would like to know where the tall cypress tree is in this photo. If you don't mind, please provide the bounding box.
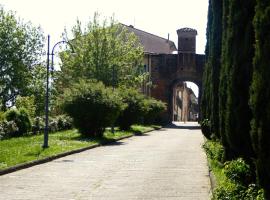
[202,0,223,140]
[224,0,255,160]
[219,0,231,160]
[201,0,213,123]
[250,0,270,196]
[209,0,223,139]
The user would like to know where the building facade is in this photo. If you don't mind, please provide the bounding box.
[124,25,205,122]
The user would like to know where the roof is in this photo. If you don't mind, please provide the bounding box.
[121,24,177,54]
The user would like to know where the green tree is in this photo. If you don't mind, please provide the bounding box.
[250,0,270,196]
[202,0,223,139]
[224,0,255,160]
[15,95,36,119]
[56,13,144,93]
[218,0,230,160]
[0,7,44,110]
[201,0,213,124]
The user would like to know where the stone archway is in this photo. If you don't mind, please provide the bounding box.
[147,28,204,123]
[169,79,201,122]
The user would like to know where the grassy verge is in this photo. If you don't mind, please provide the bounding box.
[0,124,161,170]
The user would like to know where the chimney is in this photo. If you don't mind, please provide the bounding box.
[167,33,170,42]
[177,28,197,54]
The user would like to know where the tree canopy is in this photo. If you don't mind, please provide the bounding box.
[56,13,144,95]
[0,7,44,110]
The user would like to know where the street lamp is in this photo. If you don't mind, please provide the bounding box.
[43,35,75,148]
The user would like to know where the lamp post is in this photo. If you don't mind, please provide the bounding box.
[43,35,74,148]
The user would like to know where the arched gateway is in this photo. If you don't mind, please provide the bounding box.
[125,25,205,122]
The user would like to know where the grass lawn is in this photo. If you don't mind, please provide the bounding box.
[0,124,160,170]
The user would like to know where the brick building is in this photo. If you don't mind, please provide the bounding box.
[124,24,204,122]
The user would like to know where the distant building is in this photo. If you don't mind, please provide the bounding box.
[123,24,204,122]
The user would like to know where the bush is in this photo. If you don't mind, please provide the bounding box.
[32,116,45,134]
[117,88,146,130]
[212,182,244,200]
[203,140,224,162]
[0,120,18,139]
[15,95,36,119]
[223,158,252,185]
[63,80,125,137]
[0,111,5,122]
[142,98,166,125]
[56,115,73,131]
[212,183,265,200]
[201,118,212,139]
[5,108,31,136]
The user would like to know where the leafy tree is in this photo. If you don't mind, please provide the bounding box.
[15,95,36,119]
[27,64,47,116]
[0,7,44,110]
[250,0,270,196]
[56,13,144,94]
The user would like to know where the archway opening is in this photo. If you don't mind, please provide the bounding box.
[172,81,199,122]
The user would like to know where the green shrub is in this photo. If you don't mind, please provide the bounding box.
[5,108,31,136]
[32,116,44,134]
[203,140,224,162]
[117,88,146,130]
[142,98,166,125]
[212,183,265,200]
[212,181,244,200]
[0,111,5,122]
[15,95,36,119]
[223,158,252,185]
[0,120,18,139]
[63,80,125,137]
[56,115,73,130]
[201,118,212,139]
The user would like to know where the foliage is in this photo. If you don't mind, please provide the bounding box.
[203,141,264,200]
[0,111,5,121]
[62,79,125,137]
[201,0,223,139]
[0,120,18,139]
[28,64,47,116]
[116,87,146,130]
[32,117,44,134]
[4,108,31,136]
[249,0,270,196]
[212,182,244,200]
[0,6,44,109]
[55,115,73,131]
[15,95,36,119]
[200,118,212,140]
[56,13,144,95]
[223,158,252,185]
[203,140,224,162]
[218,0,230,160]
[142,97,166,125]
[223,0,255,161]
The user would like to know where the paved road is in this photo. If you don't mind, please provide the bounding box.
[0,122,210,200]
